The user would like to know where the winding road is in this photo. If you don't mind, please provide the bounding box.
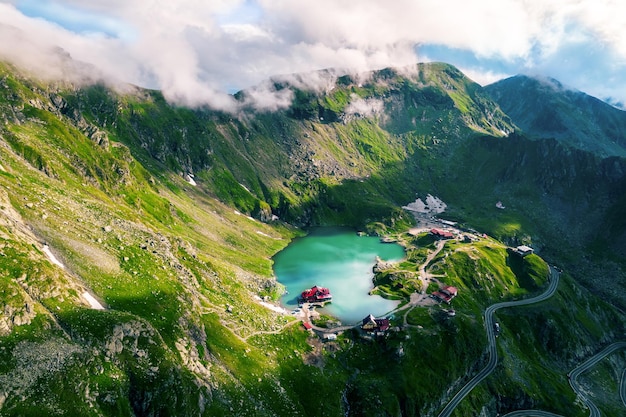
[499,342,626,417]
[435,263,626,417]
[567,341,626,417]
[437,266,561,417]
[499,411,565,417]
[621,368,626,408]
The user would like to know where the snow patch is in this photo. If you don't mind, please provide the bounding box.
[82,291,105,310]
[403,194,447,214]
[254,295,288,315]
[43,244,64,269]
[185,173,196,186]
[256,230,282,240]
[233,210,256,222]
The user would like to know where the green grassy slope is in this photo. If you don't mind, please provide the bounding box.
[485,75,626,157]
[0,60,625,416]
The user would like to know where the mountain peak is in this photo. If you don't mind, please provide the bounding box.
[486,74,626,157]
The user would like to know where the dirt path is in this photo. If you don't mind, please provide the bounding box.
[419,240,445,284]
[400,293,437,326]
[385,240,445,324]
[242,319,301,341]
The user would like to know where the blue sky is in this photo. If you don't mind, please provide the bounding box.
[15,0,135,39]
[1,0,625,109]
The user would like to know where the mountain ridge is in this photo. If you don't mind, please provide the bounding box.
[1,59,626,416]
[485,74,626,157]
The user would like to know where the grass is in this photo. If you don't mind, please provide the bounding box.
[373,235,549,315]
[1,60,625,417]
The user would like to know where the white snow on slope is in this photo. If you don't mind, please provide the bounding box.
[43,244,65,269]
[82,291,105,310]
[402,194,447,214]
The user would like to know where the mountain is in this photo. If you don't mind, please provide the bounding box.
[485,75,626,157]
[0,60,625,416]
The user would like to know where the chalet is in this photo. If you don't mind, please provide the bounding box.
[300,285,332,303]
[513,245,534,257]
[361,314,390,334]
[432,286,458,303]
[430,228,454,240]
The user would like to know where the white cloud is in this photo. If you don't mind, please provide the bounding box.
[345,95,384,118]
[457,68,512,87]
[237,80,294,112]
[1,0,626,108]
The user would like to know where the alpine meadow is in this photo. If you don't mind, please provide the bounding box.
[1,58,626,417]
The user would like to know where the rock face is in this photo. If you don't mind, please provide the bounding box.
[0,338,84,403]
[104,321,158,363]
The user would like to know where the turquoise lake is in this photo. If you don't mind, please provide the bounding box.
[273,228,405,324]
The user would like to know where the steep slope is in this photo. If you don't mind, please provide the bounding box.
[0,59,625,417]
[436,132,626,310]
[52,62,514,231]
[0,63,309,416]
[485,75,626,157]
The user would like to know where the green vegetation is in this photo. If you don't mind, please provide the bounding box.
[0,60,624,417]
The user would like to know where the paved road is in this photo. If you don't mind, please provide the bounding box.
[489,343,626,417]
[567,341,626,417]
[437,266,560,417]
[500,411,565,417]
[621,368,626,408]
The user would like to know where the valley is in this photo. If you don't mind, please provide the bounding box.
[0,60,626,416]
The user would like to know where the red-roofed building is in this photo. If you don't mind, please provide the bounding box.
[361,314,390,334]
[430,228,454,240]
[300,286,333,303]
[302,322,312,330]
[432,286,458,303]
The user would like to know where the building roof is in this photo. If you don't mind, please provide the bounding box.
[362,314,390,332]
[302,322,312,330]
[443,286,458,296]
[362,314,376,325]
[375,318,390,332]
[430,228,454,239]
[513,245,534,257]
[432,286,458,303]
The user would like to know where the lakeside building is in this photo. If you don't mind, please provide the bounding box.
[300,286,332,303]
[361,314,390,335]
